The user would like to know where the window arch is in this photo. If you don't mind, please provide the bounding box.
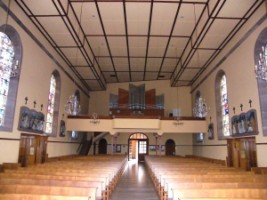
[45,70,60,136]
[0,25,22,132]
[255,27,267,136]
[215,70,230,139]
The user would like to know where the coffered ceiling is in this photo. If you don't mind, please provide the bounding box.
[13,0,264,91]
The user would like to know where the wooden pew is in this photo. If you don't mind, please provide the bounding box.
[0,177,104,199]
[251,167,267,174]
[172,188,267,200]
[0,184,97,200]
[0,194,90,200]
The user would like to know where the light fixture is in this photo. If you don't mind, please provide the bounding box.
[193,96,208,118]
[64,94,81,115]
[255,45,267,81]
[90,112,100,124]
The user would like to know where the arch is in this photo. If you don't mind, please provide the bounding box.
[215,70,230,139]
[165,139,175,156]
[129,132,148,139]
[255,27,267,136]
[45,70,61,136]
[98,138,107,154]
[0,24,22,132]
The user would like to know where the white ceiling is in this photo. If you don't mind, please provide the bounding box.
[14,0,264,91]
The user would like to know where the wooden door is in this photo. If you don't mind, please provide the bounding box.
[19,133,48,167]
[138,140,148,162]
[98,139,107,154]
[227,137,257,170]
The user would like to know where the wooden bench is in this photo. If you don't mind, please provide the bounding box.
[0,177,104,199]
[0,194,90,200]
[251,167,267,174]
[0,184,97,200]
[172,188,267,200]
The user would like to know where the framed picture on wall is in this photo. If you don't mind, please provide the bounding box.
[116,144,121,153]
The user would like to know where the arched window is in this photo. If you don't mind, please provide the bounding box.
[255,27,267,136]
[0,25,22,132]
[45,71,60,136]
[216,71,230,139]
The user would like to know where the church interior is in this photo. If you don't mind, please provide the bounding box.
[0,0,267,199]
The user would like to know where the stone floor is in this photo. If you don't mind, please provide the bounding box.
[111,160,159,200]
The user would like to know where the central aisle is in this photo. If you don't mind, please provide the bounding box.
[111,160,159,200]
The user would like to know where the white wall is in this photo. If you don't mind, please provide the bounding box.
[0,2,89,164]
[190,5,267,166]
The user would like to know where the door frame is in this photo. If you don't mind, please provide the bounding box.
[128,133,149,161]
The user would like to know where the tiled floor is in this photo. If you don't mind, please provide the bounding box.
[111,160,159,200]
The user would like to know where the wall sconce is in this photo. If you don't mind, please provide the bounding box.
[193,96,209,118]
[90,112,100,124]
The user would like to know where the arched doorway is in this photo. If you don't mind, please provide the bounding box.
[165,139,175,156]
[98,139,107,154]
[128,133,148,162]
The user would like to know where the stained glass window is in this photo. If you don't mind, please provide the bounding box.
[45,74,56,134]
[0,32,15,126]
[220,74,230,136]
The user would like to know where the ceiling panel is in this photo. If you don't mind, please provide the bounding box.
[148,37,168,57]
[179,69,199,80]
[161,58,178,72]
[130,58,145,71]
[131,72,144,82]
[108,37,128,56]
[129,36,147,56]
[117,72,130,82]
[75,3,103,35]
[75,67,96,79]
[199,19,240,49]
[173,3,204,36]
[37,17,77,46]
[146,58,163,71]
[103,72,118,83]
[187,49,216,68]
[166,37,189,57]
[145,72,158,81]
[150,3,179,35]
[98,2,125,35]
[218,0,256,18]
[22,0,59,15]
[158,72,172,80]
[113,58,129,66]
[97,57,113,71]
[126,2,150,35]
[85,80,102,90]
